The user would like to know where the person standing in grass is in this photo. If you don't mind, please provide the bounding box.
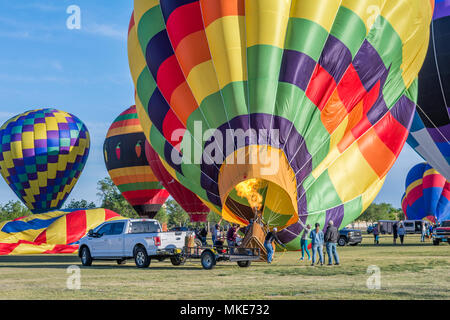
[421,222,427,242]
[226,224,237,253]
[393,222,398,245]
[324,220,340,266]
[212,224,219,246]
[264,227,286,264]
[373,223,379,245]
[398,222,406,245]
[310,223,324,266]
[299,224,311,261]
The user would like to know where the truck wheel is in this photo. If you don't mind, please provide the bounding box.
[170,255,186,266]
[433,239,440,246]
[80,246,93,266]
[116,259,126,265]
[201,251,216,270]
[134,246,151,268]
[338,237,347,246]
[237,260,251,268]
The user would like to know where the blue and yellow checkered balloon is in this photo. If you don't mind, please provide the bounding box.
[0,109,90,213]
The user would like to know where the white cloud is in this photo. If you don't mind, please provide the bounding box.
[13,3,61,12]
[85,23,127,41]
[0,31,30,39]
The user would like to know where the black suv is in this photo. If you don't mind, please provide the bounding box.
[338,228,362,246]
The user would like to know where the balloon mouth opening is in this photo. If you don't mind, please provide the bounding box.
[221,177,298,230]
[217,145,299,229]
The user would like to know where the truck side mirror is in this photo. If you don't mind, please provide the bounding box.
[88,229,94,237]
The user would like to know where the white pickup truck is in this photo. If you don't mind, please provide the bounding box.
[78,219,192,268]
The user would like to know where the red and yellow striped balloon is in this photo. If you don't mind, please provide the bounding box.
[104,106,169,218]
[0,208,123,255]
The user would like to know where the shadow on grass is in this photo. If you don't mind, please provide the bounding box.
[262,259,448,277]
[0,255,79,263]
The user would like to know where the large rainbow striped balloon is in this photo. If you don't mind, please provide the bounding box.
[128,0,433,250]
[0,109,90,214]
[0,208,123,255]
[402,163,450,223]
[104,106,169,218]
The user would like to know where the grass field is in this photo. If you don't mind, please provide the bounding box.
[0,234,448,300]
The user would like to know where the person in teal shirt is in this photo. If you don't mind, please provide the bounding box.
[310,223,324,266]
[299,224,311,261]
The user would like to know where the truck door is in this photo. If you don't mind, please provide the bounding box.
[107,222,126,257]
[90,223,113,257]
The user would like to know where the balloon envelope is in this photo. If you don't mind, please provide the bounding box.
[0,208,123,255]
[128,1,433,249]
[104,106,169,218]
[0,109,90,213]
[145,141,210,222]
[407,2,450,180]
[402,162,450,222]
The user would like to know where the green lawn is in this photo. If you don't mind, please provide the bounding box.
[0,234,448,300]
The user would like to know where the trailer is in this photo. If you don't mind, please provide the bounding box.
[170,245,261,270]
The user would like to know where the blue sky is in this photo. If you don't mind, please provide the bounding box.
[0,0,423,209]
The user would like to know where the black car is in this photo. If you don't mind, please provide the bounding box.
[338,228,362,246]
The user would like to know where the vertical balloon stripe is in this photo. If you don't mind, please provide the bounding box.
[200,0,248,120]
[136,3,199,126]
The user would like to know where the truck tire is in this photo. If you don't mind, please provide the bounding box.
[170,255,186,266]
[201,250,216,270]
[237,260,251,268]
[80,246,93,266]
[433,239,440,246]
[134,246,151,268]
[116,259,127,265]
[338,237,347,246]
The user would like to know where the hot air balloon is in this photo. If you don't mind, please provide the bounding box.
[128,1,433,250]
[104,106,169,218]
[145,141,210,222]
[402,162,450,223]
[407,1,450,180]
[0,109,90,214]
[0,208,123,255]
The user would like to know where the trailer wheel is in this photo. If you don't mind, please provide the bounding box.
[237,260,251,268]
[201,251,216,270]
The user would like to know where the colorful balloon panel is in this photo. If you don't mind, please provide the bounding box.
[128,1,433,250]
[0,109,90,214]
[0,208,123,255]
[145,141,209,222]
[402,162,450,223]
[104,106,169,218]
[407,1,450,180]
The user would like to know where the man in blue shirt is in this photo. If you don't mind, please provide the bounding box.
[310,223,324,266]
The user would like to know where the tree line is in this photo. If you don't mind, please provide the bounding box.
[0,177,403,224]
